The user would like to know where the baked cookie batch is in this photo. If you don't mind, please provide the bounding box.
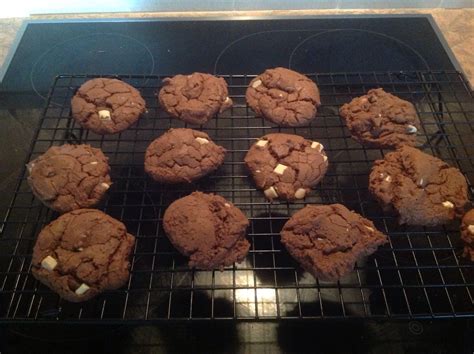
[27,68,472,302]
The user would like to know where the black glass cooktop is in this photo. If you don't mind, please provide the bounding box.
[0,16,461,98]
[0,16,471,354]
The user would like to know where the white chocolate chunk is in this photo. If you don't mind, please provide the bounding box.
[41,256,58,271]
[418,178,424,186]
[101,183,110,190]
[323,155,328,162]
[77,247,84,252]
[255,140,268,148]
[384,176,392,182]
[316,238,323,241]
[89,161,98,165]
[311,141,324,151]
[26,162,35,173]
[195,137,209,145]
[98,110,111,121]
[468,225,474,234]
[75,283,90,296]
[365,226,375,232]
[406,125,417,134]
[224,203,231,208]
[273,164,288,175]
[442,201,454,208]
[255,169,261,173]
[224,97,231,103]
[251,79,262,88]
[294,188,306,199]
[264,186,278,199]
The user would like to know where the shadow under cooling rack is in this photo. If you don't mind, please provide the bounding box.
[0,70,473,323]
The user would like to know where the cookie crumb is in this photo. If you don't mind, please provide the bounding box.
[323,155,328,162]
[41,256,57,271]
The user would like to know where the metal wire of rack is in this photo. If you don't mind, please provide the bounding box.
[0,71,473,323]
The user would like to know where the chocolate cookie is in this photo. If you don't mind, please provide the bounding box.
[158,73,232,125]
[163,192,250,269]
[246,67,321,127]
[71,78,146,134]
[339,88,420,149]
[27,144,112,213]
[281,204,388,281]
[244,133,328,201]
[31,209,135,302]
[461,209,474,261]
[369,146,468,226]
[144,128,226,183]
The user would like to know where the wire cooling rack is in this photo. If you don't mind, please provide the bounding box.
[0,71,473,323]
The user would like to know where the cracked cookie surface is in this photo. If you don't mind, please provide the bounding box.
[339,88,420,149]
[32,209,135,302]
[281,204,387,281]
[163,192,250,269]
[246,67,321,126]
[369,146,468,226]
[244,133,328,201]
[461,209,474,261]
[71,78,146,134]
[144,128,226,183]
[27,144,112,213]
[158,73,232,125]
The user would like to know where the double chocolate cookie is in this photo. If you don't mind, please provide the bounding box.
[339,88,420,149]
[369,146,468,226]
[144,128,226,183]
[71,78,146,134]
[158,73,232,125]
[163,192,250,269]
[281,204,387,281]
[32,209,135,302]
[246,67,321,127]
[461,209,474,261]
[244,133,328,201]
[27,144,111,213]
